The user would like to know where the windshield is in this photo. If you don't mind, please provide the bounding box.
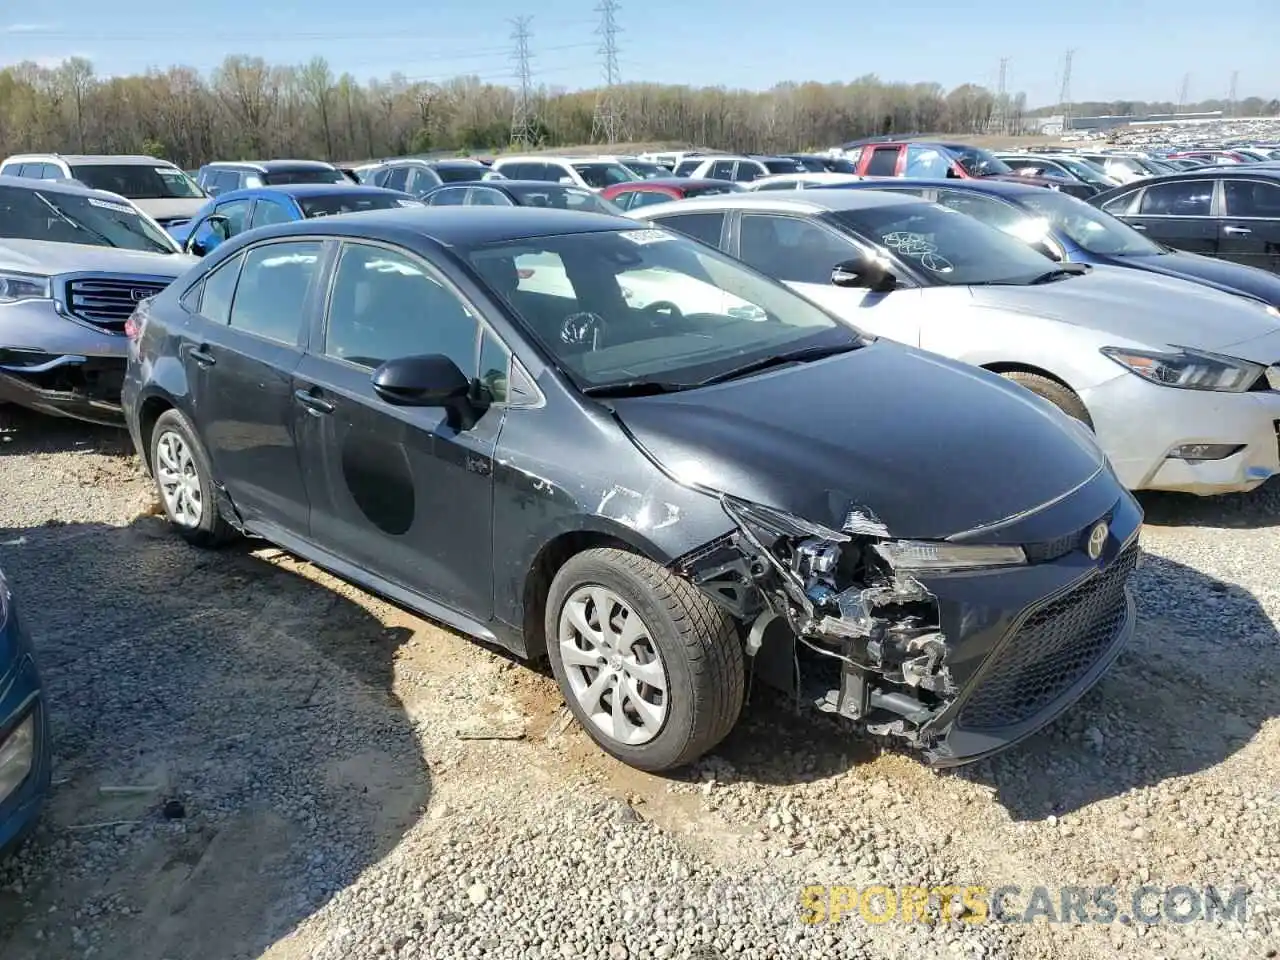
[508,184,621,215]
[436,164,490,183]
[463,228,860,391]
[69,163,204,200]
[1055,156,1110,183]
[570,162,639,188]
[299,193,424,217]
[262,168,347,186]
[834,202,1061,286]
[794,157,828,172]
[764,159,806,174]
[945,146,1013,177]
[0,184,179,254]
[620,160,669,179]
[1017,191,1162,257]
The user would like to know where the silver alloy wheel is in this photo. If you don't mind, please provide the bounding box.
[558,585,669,746]
[155,429,203,528]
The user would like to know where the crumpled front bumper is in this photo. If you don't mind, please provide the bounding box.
[0,297,128,425]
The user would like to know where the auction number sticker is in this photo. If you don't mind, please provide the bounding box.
[620,229,674,245]
[87,197,135,214]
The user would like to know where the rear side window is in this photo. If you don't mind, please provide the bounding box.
[656,211,725,248]
[382,166,410,191]
[1100,190,1139,215]
[732,162,764,182]
[427,186,470,206]
[1223,180,1280,217]
[865,147,900,176]
[708,160,734,180]
[194,253,245,324]
[228,241,323,345]
[1138,181,1213,217]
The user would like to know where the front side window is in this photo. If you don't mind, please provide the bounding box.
[738,214,859,285]
[405,167,443,194]
[324,243,478,372]
[904,144,952,179]
[427,186,472,206]
[732,162,764,182]
[1100,190,1140,214]
[298,192,422,217]
[1223,180,1280,218]
[571,162,638,188]
[833,202,1065,286]
[1017,190,1162,256]
[228,241,323,345]
[0,184,180,254]
[1138,180,1213,217]
[462,228,859,392]
[69,163,204,199]
[215,199,253,236]
[944,145,1012,177]
[249,199,296,229]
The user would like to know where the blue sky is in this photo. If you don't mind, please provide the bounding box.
[2,0,1275,109]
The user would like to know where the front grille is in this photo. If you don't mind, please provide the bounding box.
[1023,510,1113,563]
[63,277,170,334]
[957,542,1139,730]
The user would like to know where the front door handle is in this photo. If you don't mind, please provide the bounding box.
[1130,223,1146,231]
[189,345,216,366]
[294,389,336,416]
[1223,225,1252,236]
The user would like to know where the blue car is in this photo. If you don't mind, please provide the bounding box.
[814,178,1280,310]
[0,565,51,858]
[168,182,424,256]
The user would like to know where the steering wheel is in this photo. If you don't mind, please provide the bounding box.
[641,300,684,325]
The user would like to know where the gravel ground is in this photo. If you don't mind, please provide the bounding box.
[0,406,1276,960]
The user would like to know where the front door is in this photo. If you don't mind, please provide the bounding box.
[1219,179,1280,273]
[732,211,924,345]
[1124,179,1217,255]
[291,240,500,618]
[181,239,325,534]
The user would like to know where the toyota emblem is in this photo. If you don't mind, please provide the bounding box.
[130,288,150,302]
[1086,521,1108,560]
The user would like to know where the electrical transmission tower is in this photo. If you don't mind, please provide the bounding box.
[1059,49,1075,134]
[509,16,539,149]
[1228,70,1238,116]
[986,58,1010,135]
[591,0,628,144]
[1177,73,1191,114]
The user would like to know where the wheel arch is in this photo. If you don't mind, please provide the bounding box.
[979,360,1077,391]
[135,390,179,475]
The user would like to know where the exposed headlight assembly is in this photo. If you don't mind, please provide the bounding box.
[0,272,51,303]
[0,715,35,805]
[873,540,1026,572]
[1101,345,1264,392]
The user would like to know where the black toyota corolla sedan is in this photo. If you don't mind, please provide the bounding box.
[121,207,1142,772]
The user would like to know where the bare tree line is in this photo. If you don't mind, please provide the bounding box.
[0,55,1274,169]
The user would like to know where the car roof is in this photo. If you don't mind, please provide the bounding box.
[204,160,339,172]
[212,183,413,202]
[611,178,725,190]
[0,173,139,202]
[637,190,928,215]
[831,177,1049,198]
[252,206,638,247]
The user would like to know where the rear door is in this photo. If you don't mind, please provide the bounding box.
[1122,178,1217,254]
[1218,178,1280,273]
[290,240,501,616]
[180,238,326,534]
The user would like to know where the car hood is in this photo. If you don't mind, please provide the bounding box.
[968,265,1280,357]
[608,341,1105,541]
[0,238,195,277]
[1116,249,1280,308]
[129,198,207,223]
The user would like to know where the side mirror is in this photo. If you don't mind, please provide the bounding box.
[184,214,230,256]
[372,354,483,428]
[831,255,897,293]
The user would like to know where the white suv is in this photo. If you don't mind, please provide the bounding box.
[0,154,207,229]
[489,156,638,191]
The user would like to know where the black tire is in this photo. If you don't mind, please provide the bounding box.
[544,547,745,772]
[1000,371,1093,428]
[148,408,237,548]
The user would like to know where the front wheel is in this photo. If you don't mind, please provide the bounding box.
[545,547,745,771]
[149,408,237,548]
[1000,371,1093,429]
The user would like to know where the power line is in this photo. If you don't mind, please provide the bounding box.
[1177,72,1191,113]
[1228,70,1239,115]
[986,57,1009,135]
[590,0,627,144]
[509,16,539,150]
[1058,49,1075,133]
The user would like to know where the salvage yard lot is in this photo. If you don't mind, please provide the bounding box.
[0,408,1276,960]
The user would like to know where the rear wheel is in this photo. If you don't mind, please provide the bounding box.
[1000,371,1093,428]
[545,547,744,772]
[149,408,236,548]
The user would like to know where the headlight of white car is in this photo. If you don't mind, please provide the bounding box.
[1100,345,1265,392]
[0,272,51,303]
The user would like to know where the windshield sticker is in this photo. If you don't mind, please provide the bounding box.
[620,229,674,245]
[395,199,423,207]
[87,197,136,214]
[155,167,181,176]
[880,231,954,273]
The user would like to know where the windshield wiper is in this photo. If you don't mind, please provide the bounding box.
[581,378,688,398]
[1030,264,1091,284]
[695,340,862,387]
[32,192,118,248]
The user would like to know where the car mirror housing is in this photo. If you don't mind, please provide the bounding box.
[372,354,484,428]
[831,256,897,293]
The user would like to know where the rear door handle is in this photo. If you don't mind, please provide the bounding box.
[294,388,335,416]
[189,345,216,366]
[1223,225,1252,236]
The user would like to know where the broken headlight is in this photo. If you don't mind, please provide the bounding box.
[0,273,51,304]
[874,541,1025,573]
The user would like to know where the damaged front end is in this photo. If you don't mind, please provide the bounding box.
[676,495,1030,757]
